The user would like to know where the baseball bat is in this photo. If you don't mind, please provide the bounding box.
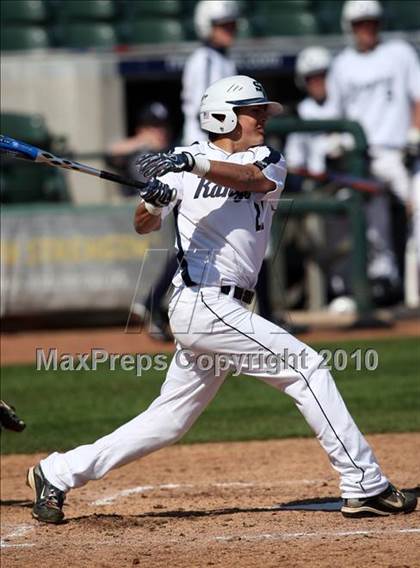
[289,167,385,194]
[0,134,147,191]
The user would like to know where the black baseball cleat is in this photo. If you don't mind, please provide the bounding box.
[26,464,66,524]
[341,484,417,518]
[0,400,26,432]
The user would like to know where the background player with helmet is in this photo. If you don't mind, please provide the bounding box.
[105,101,177,341]
[328,0,420,299]
[285,46,355,177]
[181,0,239,145]
[106,101,172,198]
[26,75,417,525]
[285,46,359,302]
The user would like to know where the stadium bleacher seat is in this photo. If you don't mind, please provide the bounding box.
[258,12,319,36]
[122,0,181,18]
[57,23,117,48]
[0,113,70,203]
[1,25,50,50]
[124,19,185,44]
[1,0,47,23]
[179,0,198,17]
[258,0,311,12]
[313,0,344,34]
[56,0,116,21]
[385,0,420,31]
[0,162,69,203]
[1,113,50,146]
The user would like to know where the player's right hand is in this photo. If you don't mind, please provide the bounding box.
[139,178,177,208]
[136,151,195,178]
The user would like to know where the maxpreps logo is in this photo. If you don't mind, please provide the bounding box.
[193,178,250,202]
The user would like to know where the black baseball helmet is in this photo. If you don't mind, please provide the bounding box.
[137,102,170,127]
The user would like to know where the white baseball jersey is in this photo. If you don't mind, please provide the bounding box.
[181,45,237,145]
[328,39,420,149]
[159,142,287,290]
[285,97,336,175]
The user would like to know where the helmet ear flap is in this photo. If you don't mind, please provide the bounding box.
[200,109,238,134]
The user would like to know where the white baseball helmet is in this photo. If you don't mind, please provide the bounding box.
[295,47,331,87]
[341,0,383,33]
[194,0,240,41]
[199,75,283,134]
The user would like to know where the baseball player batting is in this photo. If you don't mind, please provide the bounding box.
[27,75,417,524]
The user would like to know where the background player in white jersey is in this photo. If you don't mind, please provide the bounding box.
[285,46,356,301]
[285,46,354,177]
[181,0,239,145]
[328,0,420,296]
[26,76,417,524]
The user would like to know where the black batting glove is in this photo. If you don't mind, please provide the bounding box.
[136,151,195,178]
[140,178,176,208]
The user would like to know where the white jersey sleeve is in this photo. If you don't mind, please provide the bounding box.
[406,43,420,101]
[252,146,287,195]
[326,62,345,117]
[284,133,308,170]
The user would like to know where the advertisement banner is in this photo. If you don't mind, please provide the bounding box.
[1,203,175,316]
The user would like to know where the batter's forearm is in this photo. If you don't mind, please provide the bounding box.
[134,203,162,234]
[205,161,276,193]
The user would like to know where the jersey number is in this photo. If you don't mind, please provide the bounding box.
[254,203,265,232]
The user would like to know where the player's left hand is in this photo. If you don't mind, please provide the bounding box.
[139,178,177,207]
[136,152,195,178]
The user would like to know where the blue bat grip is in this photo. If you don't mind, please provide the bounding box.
[0,135,39,160]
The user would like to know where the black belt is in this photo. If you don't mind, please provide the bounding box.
[221,285,254,304]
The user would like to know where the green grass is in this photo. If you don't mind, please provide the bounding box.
[1,337,419,454]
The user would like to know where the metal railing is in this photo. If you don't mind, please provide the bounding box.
[267,118,382,326]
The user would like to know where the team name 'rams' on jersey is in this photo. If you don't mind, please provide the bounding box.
[159,141,287,290]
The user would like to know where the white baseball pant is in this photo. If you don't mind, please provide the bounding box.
[365,146,412,283]
[41,285,389,499]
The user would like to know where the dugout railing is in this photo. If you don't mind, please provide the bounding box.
[266,118,387,327]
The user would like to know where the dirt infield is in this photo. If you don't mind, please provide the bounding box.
[2,319,419,566]
[1,434,419,567]
[1,317,419,366]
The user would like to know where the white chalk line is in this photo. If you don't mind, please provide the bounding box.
[214,527,420,543]
[90,479,323,506]
[2,523,418,551]
[92,484,192,506]
[0,524,35,549]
